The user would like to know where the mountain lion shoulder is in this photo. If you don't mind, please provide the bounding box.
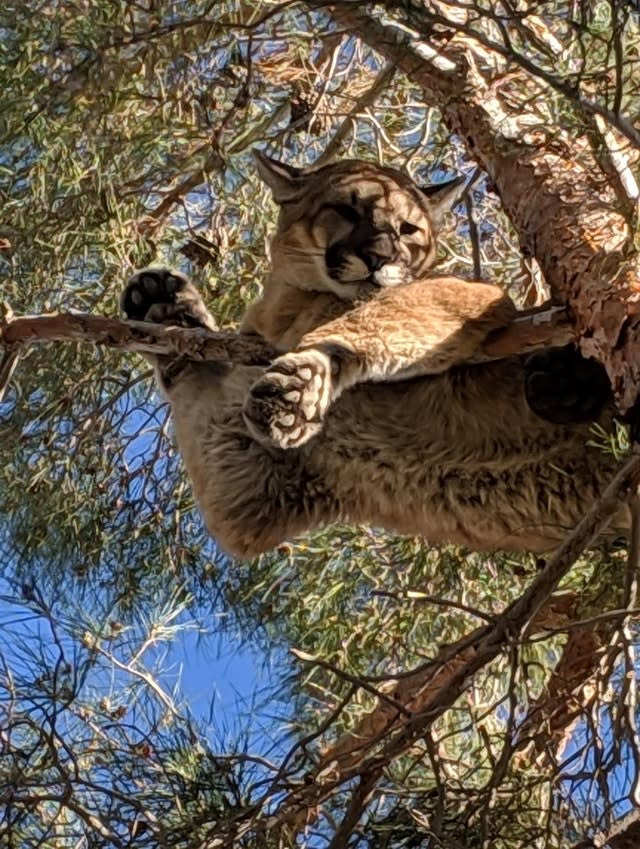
[121,152,624,558]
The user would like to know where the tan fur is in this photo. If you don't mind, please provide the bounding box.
[124,157,627,558]
[168,356,624,557]
[241,158,445,349]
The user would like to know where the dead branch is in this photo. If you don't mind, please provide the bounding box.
[0,312,276,366]
[0,304,573,375]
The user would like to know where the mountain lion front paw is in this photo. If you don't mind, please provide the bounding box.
[244,350,334,449]
[122,267,217,331]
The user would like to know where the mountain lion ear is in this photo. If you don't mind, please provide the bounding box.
[419,174,467,226]
[252,149,306,203]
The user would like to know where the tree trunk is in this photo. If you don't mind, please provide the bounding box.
[317,1,640,409]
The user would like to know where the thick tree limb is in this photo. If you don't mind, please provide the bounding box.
[514,611,613,765]
[519,496,640,769]
[318,2,640,409]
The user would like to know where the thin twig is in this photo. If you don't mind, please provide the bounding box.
[463,167,483,280]
[314,61,397,167]
[371,587,494,622]
[0,349,19,403]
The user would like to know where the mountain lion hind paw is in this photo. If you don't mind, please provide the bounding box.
[244,350,333,449]
[122,267,217,331]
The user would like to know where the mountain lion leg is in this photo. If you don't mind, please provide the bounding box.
[122,267,332,557]
[243,348,334,448]
[123,267,219,331]
[244,277,516,448]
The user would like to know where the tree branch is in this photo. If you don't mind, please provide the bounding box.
[0,312,276,366]
[0,304,573,375]
[513,597,617,764]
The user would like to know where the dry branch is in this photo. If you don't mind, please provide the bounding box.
[0,312,277,365]
[0,304,573,370]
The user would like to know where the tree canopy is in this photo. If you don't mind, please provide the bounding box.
[2,2,640,847]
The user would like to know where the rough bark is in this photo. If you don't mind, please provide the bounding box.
[318,2,640,409]
[515,601,617,764]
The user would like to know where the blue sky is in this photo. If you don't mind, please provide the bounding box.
[0,568,285,755]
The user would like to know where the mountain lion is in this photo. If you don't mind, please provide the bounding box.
[121,152,623,558]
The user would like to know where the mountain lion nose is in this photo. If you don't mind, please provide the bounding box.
[365,252,387,272]
[363,233,397,271]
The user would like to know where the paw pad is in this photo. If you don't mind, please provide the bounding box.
[122,267,216,330]
[244,350,333,449]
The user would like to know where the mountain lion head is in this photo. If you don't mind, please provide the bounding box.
[253,150,464,300]
[241,152,466,349]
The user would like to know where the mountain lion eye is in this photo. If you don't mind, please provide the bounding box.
[399,221,419,236]
[329,203,360,224]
